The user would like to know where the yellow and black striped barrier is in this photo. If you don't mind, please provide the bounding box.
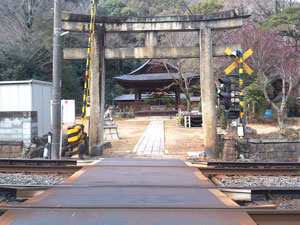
[67,125,84,158]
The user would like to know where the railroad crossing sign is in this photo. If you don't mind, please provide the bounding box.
[224,48,253,75]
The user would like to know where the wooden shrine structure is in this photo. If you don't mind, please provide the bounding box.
[113,59,199,113]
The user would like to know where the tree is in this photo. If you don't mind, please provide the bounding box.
[121,0,184,17]
[250,0,298,21]
[159,30,199,112]
[244,81,271,118]
[98,0,126,16]
[189,0,224,14]
[0,0,52,81]
[157,0,226,112]
[241,27,300,128]
[162,61,196,112]
[264,6,300,51]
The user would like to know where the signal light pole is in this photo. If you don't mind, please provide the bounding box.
[238,57,246,137]
[223,48,253,138]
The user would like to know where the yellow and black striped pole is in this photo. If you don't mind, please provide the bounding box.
[81,0,96,126]
[238,59,245,138]
[224,48,253,138]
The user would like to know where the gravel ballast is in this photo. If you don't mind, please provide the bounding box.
[0,173,70,185]
[215,175,300,187]
[213,175,300,210]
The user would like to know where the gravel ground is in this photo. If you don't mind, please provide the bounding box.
[215,175,300,187]
[0,173,70,185]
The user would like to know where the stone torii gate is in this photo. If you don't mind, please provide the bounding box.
[62,8,251,158]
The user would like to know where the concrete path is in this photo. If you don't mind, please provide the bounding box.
[133,120,164,155]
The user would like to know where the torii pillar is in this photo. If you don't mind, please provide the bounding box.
[199,28,217,158]
[89,26,105,156]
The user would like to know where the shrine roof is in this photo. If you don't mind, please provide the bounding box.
[113,73,199,82]
[114,93,190,101]
[113,59,199,89]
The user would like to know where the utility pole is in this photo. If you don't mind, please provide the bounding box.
[51,0,62,159]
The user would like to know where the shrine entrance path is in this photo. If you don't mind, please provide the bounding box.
[133,120,164,155]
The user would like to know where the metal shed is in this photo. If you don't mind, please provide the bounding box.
[0,80,52,136]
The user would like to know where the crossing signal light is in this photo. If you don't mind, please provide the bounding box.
[218,77,231,110]
[218,76,240,120]
[224,48,254,75]
[230,49,243,58]
[224,110,240,119]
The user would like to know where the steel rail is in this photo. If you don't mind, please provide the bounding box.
[198,167,300,175]
[0,205,294,210]
[0,158,77,166]
[1,184,300,190]
[83,165,191,168]
[0,184,300,192]
[0,165,82,173]
[193,161,300,168]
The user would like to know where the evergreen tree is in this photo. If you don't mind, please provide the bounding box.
[264,6,300,50]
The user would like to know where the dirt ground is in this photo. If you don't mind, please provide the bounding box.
[103,117,300,156]
[248,118,300,134]
[164,120,203,154]
[105,119,150,155]
[104,118,204,156]
[68,116,299,157]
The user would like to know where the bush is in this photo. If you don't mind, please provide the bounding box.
[244,80,274,120]
[286,97,300,117]
[161,96,175,105]
[181,98,187,107]
[217,106,231,130]
[198,102,202,112]
[146,97,155,105]
[279,128,299,139]
[178,116,184,126]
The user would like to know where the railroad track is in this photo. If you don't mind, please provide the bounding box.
[0,159,299,224]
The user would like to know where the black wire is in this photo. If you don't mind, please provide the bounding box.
[182,0,193,15]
